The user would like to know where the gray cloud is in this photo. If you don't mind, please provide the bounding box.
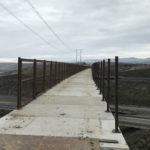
[0,0,150,62]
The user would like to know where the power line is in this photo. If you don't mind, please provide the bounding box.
[0,2,58,50]
[25,0,72,50]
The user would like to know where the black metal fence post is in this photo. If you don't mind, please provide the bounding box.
[106,58,110,112]
[54,62,57,84]
[59,62,60,82]
[43,60,46,92]
[50,61,53,87]
[49,62,51,88]
[17,57,22,109]
[60,63,62,81]
[96,62,99,89]
[102,60,105,101]
[64,63,67,79]
[100,61,102,94]
[57,62,59,83]
[113,56,119,133]
[62,63,64,80]
[67,63,69,77]
[57,62,58,83]
[98,62,101,93]
[33,59,37,99]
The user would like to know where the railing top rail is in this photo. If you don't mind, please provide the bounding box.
[21,58,50,63]
[20,57,85,66]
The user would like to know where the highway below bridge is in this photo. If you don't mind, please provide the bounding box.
[0,69,129,150]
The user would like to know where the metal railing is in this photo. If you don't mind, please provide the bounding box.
[92,56,119,133]
[17,57,87,109]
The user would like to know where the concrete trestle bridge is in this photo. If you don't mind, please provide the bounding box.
[0,58,129,150]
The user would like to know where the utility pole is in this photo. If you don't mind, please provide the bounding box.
[76,50,77,63]
[75,49,83,64]
[80,49,82,63]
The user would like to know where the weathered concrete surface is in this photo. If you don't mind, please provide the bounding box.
[0,69,129,150]
[0,134,100,150]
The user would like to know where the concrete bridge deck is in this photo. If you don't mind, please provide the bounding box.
[0,69,129,150]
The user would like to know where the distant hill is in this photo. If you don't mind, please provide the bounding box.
[0,63,32,74]
[0,63,17,73]
[118,57,150,64]
[84,57,150,64]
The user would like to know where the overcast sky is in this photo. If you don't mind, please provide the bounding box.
[0,0,150,62]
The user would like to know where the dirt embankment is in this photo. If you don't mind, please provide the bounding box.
[121,127,150,150]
